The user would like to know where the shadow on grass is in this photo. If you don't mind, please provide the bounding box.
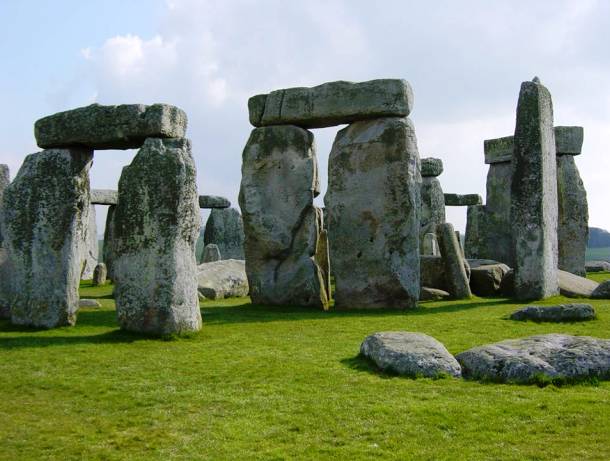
[0,328,147,349]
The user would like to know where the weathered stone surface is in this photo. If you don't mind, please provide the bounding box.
[102,205,116,280]
[199,195,230,209]
[484,135,514,164]
[315,223,331,306]
[35,103,187,150]
[420,287,450,301]
[197,259,249,300]
[586,260,610,273]
[457,334,610,383]
[420,176,445,245]
[2,148,93,328]
[113,138,201,335]
[92,263,107,286]
[325,117,421,308]
[557,155,588,276]
[470,263,511,297]
[0,164,9,246]
[91,189,117,205]
[203,207,245,260]
[251,79,414,128]
[499,269,515,296]
[444,193,482,206]
[79,299,101,308]
[467,258,507,269]
[421,157,443,177]
[0,247,11,318]
[592,281,610,299]
[422,233,439,256]
[420,255,470,292]
[510,303,595,322]
[558,269,598,298]
[437,223,471,299]
[360,332,461,378]
[80,205,98,280]
[201,243,221,263]
[239,125,329,308]
[511,80,559,300]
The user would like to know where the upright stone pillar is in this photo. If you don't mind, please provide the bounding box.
[437,223,471,299]
[511,79,559,300]
[239,125,329,309]
[2,148,93,327]
[203,207,245,260]
[80,204,99,279]
[325,117,421,309]
[103,205,116,280]
[0,164,9,246]
[113,138,201,335]
[420,158,445,246]
[0,165,10,318]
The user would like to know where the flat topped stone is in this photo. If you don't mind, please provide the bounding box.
[421,157,443,177]
[586,260,610,273]
[199,195,230,209]
[35,103,187,150]
[510,303,596,322]
[484,126,584,164]
[91,189,117,205]
[444,193,482,206]
[250,79,413,129]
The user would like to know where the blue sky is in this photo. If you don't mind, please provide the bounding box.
[1,0,609,233]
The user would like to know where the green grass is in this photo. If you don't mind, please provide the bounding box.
[2,277,610,460]
[586,246,610,262]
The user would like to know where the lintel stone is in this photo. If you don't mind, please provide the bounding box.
[199,195,230,209]
[444,193,482,206]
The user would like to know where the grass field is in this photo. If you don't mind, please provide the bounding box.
[1,274,610,460]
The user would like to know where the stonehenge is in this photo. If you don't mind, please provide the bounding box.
[203,208,245,260]
[420,158,445,252]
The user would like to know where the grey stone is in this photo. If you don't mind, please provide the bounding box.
[113,138,201,335]
[0,246,11,319]
[457,334,610,383]
[420,255,470,292]
[35,103,187,150]
[558,269,598,298]
[470,263,511,297]
[315,224,331,306]
[79,299,101,308]
[422,233,439,256]
[251,79,414,129]
[0,164,9,245]
[510,303,595,322]
[80,205,98,280]
[511,80,559,300]
[467,258,507,269]
[325,117,421,309]
[499,269,515,296]
[421,157,443,177]
[360,332,461,378]
[92,263,107,286]
[420,176,445,245]
[197,259,249,300]
[444,193,483,206]
[102,205,116,280]
[90,189,117,205]
[592,280,610,299]
[203,208,245,260]
[199,195,230,209]
[484,135,514,164]
[420,287,450,301]
[557,155,588,276]
[437,223,471,299]
[2,148,93,328]
[201,243,221,263]
[239,125,329,308]
[586,260,610,272]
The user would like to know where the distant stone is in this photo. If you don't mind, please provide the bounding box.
[251,79,414,129]
[420,255,470,293]
[470,263,511,297]
[510,303,595,322]
[203,208,245,260]
[591,281,610,299]
[457,334,610,384]
[421,233,439,256]
[91,189,118,205]
[558,269,598,298]
[554,126,584,156]
[532,76,541,83]
[443,193,482,206]
[79,299,101,308]
[35,103,187,150]
[197,259,249,300]
[437,223,471,299]
[421,157,443,177]
[92,263,107,286]
[420,287,450,301]
[80,205,98,280]
[420,176,445,244]
[586,260,610,273]
[0,247,11,318]
[113,138,201,335]
[467,258,506,269]
[102,205,116,280]
[201,243,221,263]
[360,332,461,378]
[0,164,10,246]
[199,195,231,209]
[2,148,93,328]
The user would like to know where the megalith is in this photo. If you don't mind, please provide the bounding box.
[80,204,99,279]
[0,164,9,246]
[201,243,221,263]
[325,117,421,309]
[239,125,329,308]
[113,138,201,335]
[203,207,245,260]
[0,164,10,318]
[1,148,93,327]
[103,205,117,280]
[511,79,558,300]
[437,223,471,299]
[420,157,445,247]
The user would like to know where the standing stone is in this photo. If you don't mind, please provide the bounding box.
[0,165,10,317]
[80,204,99,279]
[437,223,471,299]
[325,117,421,309]
[239,125,329,308]
[201,243,221,263]
[203,207,245,260]
[2,148,93,327]
[113,138,201,335]
[511,79,559,300]
[420,158,445,246]
[422,233,439,256]
[92,263,107,286]
[103,205,116,280]
[0,164,9,246]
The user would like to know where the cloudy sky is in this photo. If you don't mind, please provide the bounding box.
[1,0,608,233]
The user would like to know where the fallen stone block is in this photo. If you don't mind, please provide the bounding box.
[197,259,249,300]
[591,281,610,299]
[420,287,450,301]
[586,260,610,273]
[510,303,596,322]
[558,269,598,298]
[79,299,101,308]
[470,263,511,297]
